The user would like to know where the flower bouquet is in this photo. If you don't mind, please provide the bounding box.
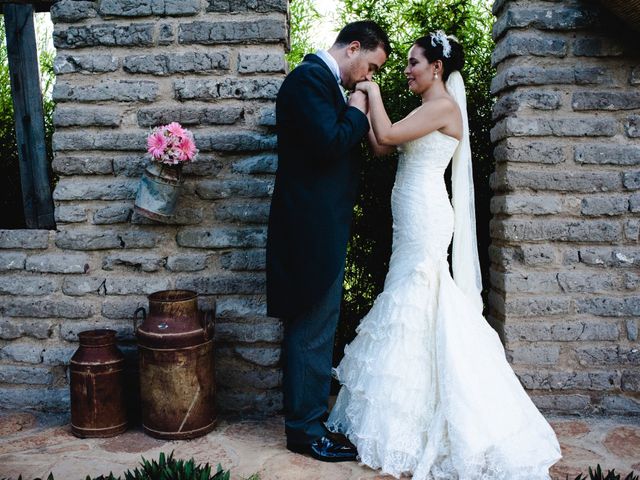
[134,122,198,221]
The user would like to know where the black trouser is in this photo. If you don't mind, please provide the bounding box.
[282,272,344,445]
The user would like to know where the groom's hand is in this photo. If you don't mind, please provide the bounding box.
[348,90,368,114]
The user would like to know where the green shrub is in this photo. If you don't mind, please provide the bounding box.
[571,465,639,480]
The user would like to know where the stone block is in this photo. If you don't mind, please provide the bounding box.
[215,320,282,343]
[52,155,113,175]
[575,144,640,166]
[54,24,156,49]
[54,107,121,128]
[0,230,49,250]
[41,343,77,365]
[575,247,639,268]
[105,276,172,295]
[55,205,87,223]
[492,32,567,65]
[257,105,276,126]
[233,346,280,367]
[490,292,571,317]
[626,115,640,138]
[238,51,286,73]
[492,91,562,120]
[216,390,282,414]
[54,55,119,75]
[0,298,93,318]
[93,204,133,225]
[491,65,609,94]
[175,273,265,294]
[490,194,563,215]
[491,271,560,294]
[103,253,165,272]
[631,66,640,85]
[207,0,287,13]
[0,276,57,296]
[493,5,598,40]
[53,178,138,201]
[101,297,147,319]
[624,219,640,241]
[174,78,282,101]
[137,105,243,127]
[573,37,624,57]
[158,24,174,44]
[26,253,89,274]
[217,358,281,389]
[53,80,159,103]
[0,387,69,411]
[580,195,629,216]
[491,218,622,242]
[504,321,619,343]
[193,132,276,152]
[50,0,97,22]
[62,276,106,296]
[572,92,640,111]
[621,371,640,392]
[0,253,26,271]
[99,0,200,16]
[0,365,53,385]
[516,370,618,391]
[576,346,640,366]
[231,154,278,174]
[627,319,639,341]
[575,296,640,317]
[0,318,55,340]
[113,155,148,177]
[196,178,274,199]
[530,394,592,413]
[123,52,229,75]
[0,341,43,363]
[557,271,623,293]
[521,245,556,266]
[506,344,560,365]
[177,227,266,248]
[493,139,568,164]
[56,228,160,250]
[624,171,640,190]
[178,20,286,45]
[216,296,266,318]
[492,168,621,193]
[214,202,270,223]
[166,254,208,272]
[601,395,640,415]
[491,117,617,142]
[219,249,266,271]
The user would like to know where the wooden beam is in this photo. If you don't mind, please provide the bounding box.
[0,1,53,13]
[4,4,55,228]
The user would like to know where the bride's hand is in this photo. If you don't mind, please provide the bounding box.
[355,81,378,94]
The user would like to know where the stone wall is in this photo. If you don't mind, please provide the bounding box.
[490,0,640,414]
[0,0,287,413]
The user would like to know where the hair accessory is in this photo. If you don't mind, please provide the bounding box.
[431,30,451,58]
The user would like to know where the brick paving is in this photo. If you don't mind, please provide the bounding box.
[0,411,638,480]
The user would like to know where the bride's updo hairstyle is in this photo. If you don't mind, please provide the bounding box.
[413,32,464,82]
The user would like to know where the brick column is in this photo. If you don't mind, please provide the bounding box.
[490,0,640,414]
[0,0,287,413]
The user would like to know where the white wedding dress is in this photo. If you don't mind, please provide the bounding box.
[326,126,562,479]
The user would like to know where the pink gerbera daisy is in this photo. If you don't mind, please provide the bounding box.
[176,135,197,161]
[147,130,168,158]
[165,122,186,138]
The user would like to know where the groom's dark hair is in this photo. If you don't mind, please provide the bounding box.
[334,20,391,57]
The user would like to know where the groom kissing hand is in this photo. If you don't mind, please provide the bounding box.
[266,20,390,462]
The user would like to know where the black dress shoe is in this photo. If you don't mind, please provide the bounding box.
[287,436,358,462]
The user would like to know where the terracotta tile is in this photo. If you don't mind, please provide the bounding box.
[0,412,37,436]
[257,451,354,480]
[551,419,591,438]
[100,429,166,454]
[603,426,640,459]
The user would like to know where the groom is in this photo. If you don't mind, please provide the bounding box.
[266,21,390,461]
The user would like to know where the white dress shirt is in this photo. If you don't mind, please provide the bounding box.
[315,50,347,102]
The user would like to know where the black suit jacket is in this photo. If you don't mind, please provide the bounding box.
[266,54,370,318]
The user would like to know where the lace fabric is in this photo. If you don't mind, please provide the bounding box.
[326,125,561,479]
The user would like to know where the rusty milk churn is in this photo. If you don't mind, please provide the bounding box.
[135,289,216,439]
[69,329,127,438]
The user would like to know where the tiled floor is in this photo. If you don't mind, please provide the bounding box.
[0,411,639,480]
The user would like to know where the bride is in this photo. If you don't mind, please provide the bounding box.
[326,32,562,479]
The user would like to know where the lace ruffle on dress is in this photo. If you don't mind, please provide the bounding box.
[326,131,561,479]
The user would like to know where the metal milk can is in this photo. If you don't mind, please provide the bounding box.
[69,329,127,438]
[135,289,216,439]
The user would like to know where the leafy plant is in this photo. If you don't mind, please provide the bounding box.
[571,465,639,480]
[1,452,260,480]
[286,0,321,69]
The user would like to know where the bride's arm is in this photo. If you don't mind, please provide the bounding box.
[359,82,452,146]
[366,112,396,157]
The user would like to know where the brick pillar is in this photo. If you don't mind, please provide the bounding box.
[490,0,640,414]
[0,0,287,413]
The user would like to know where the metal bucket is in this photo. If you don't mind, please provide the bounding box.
[134,162,183,221]
[135,290,216,439]
[70,329,127,438]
